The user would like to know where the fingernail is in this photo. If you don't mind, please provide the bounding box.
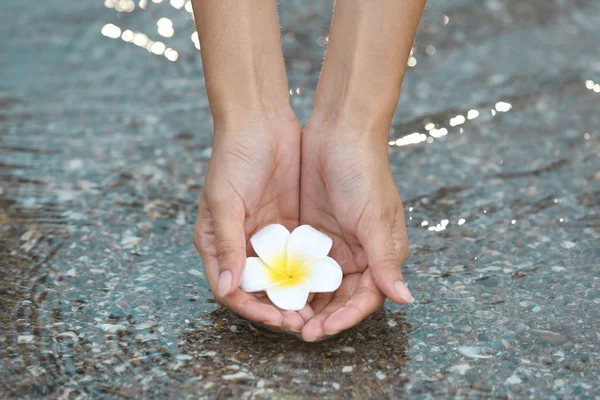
[394,280,414,304]
[264,321,283,332]
[303,335,319,343]
[323,328,341,336]
[217,270,232,297]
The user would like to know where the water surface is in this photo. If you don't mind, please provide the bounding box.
[1,0,599,398]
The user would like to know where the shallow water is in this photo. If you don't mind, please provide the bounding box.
[1,0,599,398]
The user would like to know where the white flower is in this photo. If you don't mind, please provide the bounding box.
[240,224,343,311]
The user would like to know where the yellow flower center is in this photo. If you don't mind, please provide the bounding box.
[266,254,308,289]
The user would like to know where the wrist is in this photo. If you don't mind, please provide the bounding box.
[213,103,299,139]
[309,66,403,140]
[206,63,293,132]
[308,91,397,144]
[211,97,296,133]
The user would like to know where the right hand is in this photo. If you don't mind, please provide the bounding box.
[193,113,313,333]
[298,121,412,342]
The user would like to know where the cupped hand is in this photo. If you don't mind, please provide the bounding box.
[299,122,413,342]
[193,114,314,333]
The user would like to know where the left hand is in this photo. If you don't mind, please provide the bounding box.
[299,121,414,342]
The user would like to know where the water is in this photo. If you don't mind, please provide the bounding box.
[1,0,599,398]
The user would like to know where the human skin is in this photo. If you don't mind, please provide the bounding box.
[191,0,311,332]
[299,0,426,341]
[191,0,426,339]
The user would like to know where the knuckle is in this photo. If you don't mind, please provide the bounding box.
[377,253,402,271]
[215,239,242,262]
[206,191,233,207]
[192,226,202,249]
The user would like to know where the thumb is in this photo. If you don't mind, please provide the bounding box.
[361,223,413,304]
[212,200,247,298]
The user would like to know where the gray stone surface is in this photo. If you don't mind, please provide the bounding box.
[1,0,599,398]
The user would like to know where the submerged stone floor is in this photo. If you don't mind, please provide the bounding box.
[1,0,599,398]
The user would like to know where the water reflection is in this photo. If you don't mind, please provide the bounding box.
[101,0,196,62]
[387,98,513,148]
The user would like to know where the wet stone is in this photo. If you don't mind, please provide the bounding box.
[530,329,569,346]
[585,289,600,299]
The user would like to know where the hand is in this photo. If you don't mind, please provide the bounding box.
[299,121,413,342]
[193,114,314,333]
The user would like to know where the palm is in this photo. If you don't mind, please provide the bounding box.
[194,119,311,332]
[299,131,408,341]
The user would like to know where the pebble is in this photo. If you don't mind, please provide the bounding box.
[100,324,127,333]
[531,329,568,346]
[449,364,471,375]
[375,371,386,380]
[17,335,34,344]
[56,332,78,341]
[540,357,552,365]
[457,346,493,359]
[222,372,250,380]
[519,301,541,312]
[135,321,156,330]
[505,373,522,385]
[585,289,600,299]
[342,346,355,353]
[120,234,141,247]
[332,382,341,390]
[67,159,84,170]
[187,269,203,277]
[175,211,186,226]
[342,366,353,373]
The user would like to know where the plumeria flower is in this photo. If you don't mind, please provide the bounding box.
[240,224,343,311]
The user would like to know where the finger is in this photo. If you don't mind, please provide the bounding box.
[223,289,284,327]
[309,292,335,314]
[301,274,361,342]
[361,222,413,304]
[199,247,284,327]
[256,290,311,333]
[301,309,333,342]
[322,269,385,336]
[297,304,315,323]
[211,199,247,298]
[194,197,221,293]
[281,310,305,333]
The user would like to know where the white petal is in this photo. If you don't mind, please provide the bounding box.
[287,225,333,271]
[266,277,310,311]
[303,257,343,292]
[240,257,278,292]
[250,224,290,269]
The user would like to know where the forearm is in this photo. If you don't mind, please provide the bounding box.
[312,0,426,137]
[192,0,292,130]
